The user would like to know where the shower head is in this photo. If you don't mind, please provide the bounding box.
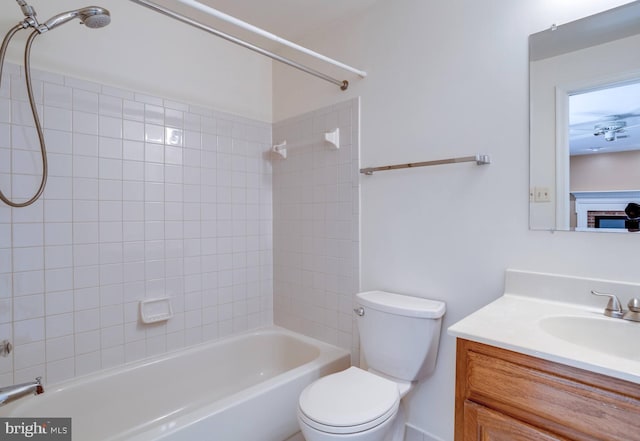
[42,6,110,32]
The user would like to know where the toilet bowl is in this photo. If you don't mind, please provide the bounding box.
[296,291,446,441]
[298,367,400,441]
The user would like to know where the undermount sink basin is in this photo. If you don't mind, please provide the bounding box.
[539,315,640,361]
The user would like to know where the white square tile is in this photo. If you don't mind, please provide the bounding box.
[123,120,145,142]
[73,89,99,113]
[45,267,73,292]
[99,179,123,201]
[100,263,123,286]
[44,222,72,246]
[123,181,144,201]
[73,155,98,179]
[99,94,122,118]
[73,178,99,201]
[165,128,183,146]
[99,201,122,222]
[13,318,44,347]
[13,295,44,321]
[44,106,72,131]
[123,100,144,122]
[44,245,72,269]
[13,341,45,370]
[145,162,164,183]
[75,351,100,376]
[123,241,145,262]
[145,124,164,144]
[47,153,73,178]
[44,83,72,109]
[123,160,144,182]
[45,129,73,154]
[75,309,100,333]
[45,290,73,315]
[145,104,164,125]
[99,115,123,139]
[12,149,42,176]
[101,326,124,349]
[13,247,43,272]
[73,110,98,136]
[99,137,123,159]
[100,283,123,306]
[99,158,122,180]
[46,357,75,384]
[75,329,100,354]
[13,223,43,248]
[101,304,123,327]
[165,108,183,128]
[123,140,144,161]
[99,222,123,243]
[144,143,164,163]
[144,182,164,202]
[73,133,98,157]
[74,287,99,311]
[74,265,99,289]
[0,99,10,124]
[45,314,74,339]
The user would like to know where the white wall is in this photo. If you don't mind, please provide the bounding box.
[0,1,272,122]
[273,1,637,440]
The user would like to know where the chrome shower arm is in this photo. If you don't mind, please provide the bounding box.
[14,0,41,30]
[15,0,37,18]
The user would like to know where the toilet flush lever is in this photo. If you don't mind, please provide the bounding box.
[353,307,365,316]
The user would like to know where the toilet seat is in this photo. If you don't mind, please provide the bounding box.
[298,367,400,435]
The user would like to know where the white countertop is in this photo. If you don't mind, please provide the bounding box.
[448,293,640,385]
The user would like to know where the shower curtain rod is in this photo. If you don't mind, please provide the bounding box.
[128,0,360,91]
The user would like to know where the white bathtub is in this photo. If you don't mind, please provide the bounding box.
[0,327,350,441]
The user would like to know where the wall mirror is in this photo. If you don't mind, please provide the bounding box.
[529,1,640,232]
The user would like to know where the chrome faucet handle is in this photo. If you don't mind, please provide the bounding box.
[623,298,640,322]
[590,290,625,318]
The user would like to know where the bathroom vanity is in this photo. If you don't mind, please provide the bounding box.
[454,339,640,441]
[449,270,640,441]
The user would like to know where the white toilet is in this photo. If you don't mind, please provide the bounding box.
[297,291,446,441]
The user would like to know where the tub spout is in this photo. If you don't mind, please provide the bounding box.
[0,377,44,406]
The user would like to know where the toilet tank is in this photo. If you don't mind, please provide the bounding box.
[356,291,446,382]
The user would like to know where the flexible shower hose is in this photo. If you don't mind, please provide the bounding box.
[0,24,48,208]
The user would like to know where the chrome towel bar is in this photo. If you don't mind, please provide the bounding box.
[360,154,490,176]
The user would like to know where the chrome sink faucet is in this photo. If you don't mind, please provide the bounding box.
[0,377,44,406]
[591,290,640,322]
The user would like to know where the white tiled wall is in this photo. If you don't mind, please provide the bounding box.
[272,98,360,360]
[0,62,273,385]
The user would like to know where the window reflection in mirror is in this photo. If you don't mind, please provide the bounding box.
[529,1,640,232]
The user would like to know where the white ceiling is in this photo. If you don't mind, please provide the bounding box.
[153,0,379,46]
[570,81,640,156]
[199,0,379,41]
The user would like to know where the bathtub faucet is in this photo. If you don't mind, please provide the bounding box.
[0,377,44,406]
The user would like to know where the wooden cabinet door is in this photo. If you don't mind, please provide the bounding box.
[464,401,569,441]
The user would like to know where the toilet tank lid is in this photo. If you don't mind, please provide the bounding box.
[356,291,446,318]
